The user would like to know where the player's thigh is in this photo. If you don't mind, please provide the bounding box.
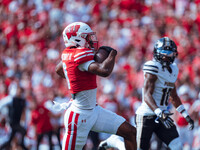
[155,124,179,146]
[136,115,156,150]
[62,107,97,150]
[91,106,125,134]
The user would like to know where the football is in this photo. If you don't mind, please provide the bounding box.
[94,48,110,63]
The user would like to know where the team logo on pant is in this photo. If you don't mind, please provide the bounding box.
[82,119,86,123]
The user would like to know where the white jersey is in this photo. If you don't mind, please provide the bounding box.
[136,60,179,115]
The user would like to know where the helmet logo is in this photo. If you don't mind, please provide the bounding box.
[157,40,163,48]
[66,25,80,39]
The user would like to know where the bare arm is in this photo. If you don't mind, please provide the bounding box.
[88,50,117,77]
[170,85,194,129]
[170,85,182,108]
[55,61,65,79]
[143,73,158,111]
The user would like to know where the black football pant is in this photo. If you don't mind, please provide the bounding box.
[136,115,179,150]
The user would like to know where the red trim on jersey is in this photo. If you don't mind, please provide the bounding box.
[74,49,94,65]
[74,50,94,62]
[71,113,80,150]
[65,111,74,150]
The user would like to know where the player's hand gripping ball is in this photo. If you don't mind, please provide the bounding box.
[94,46,115,63]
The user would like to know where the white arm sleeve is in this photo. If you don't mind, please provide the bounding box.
[78,60,95,71]
[0,96,13,109]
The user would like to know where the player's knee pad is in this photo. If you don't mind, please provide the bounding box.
[168,137,182,150]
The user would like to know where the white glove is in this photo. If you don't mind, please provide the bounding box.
[52,101,72,112]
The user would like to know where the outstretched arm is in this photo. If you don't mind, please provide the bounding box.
[170,86,194,130]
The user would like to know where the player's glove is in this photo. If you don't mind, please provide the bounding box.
[99,46,116,53]
[154,108,174,129]
[176,104,194,130]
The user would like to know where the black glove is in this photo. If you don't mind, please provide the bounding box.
[176,105,194,130]
[99,46,116,53]
[185,116,194,130]
[155,110,174,129]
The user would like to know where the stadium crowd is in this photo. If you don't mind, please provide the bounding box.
[0,0,200,149]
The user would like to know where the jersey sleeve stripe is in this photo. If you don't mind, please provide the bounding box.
[144,65,158,69]
[87,53,94,56]
[74,50,93,58]
[74,53,94,61]
[143,69,158,73]
[143,65,159,73]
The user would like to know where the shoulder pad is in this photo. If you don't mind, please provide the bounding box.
[143,60,161,75]
[74,48,94,64]
[171,62,178,69]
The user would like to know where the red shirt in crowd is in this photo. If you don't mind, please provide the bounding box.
[31,104,53,134]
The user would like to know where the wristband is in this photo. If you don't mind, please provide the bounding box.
[176,104,185,113]
[176,104,189,118]
[154,108,162,117]
[181,110,189,118]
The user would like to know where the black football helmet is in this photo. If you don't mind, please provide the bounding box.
[153,37,178,66]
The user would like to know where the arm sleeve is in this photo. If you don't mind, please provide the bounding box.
[78,60,95,71]
[74,49,94,65]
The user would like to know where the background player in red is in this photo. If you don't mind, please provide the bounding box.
[31,96,53,150]
[55,22,136,150]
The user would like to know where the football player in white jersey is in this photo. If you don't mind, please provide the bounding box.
[98,37,194,150]
[135,37,194,150]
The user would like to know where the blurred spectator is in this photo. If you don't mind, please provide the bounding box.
[191,93,200,149]
[44,93,65,149]
[0,87,27,150]
[175,85,195,149]
[30,96,53,150]
[0,118,9,146]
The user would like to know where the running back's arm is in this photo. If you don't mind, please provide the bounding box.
[88,50,117,77]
